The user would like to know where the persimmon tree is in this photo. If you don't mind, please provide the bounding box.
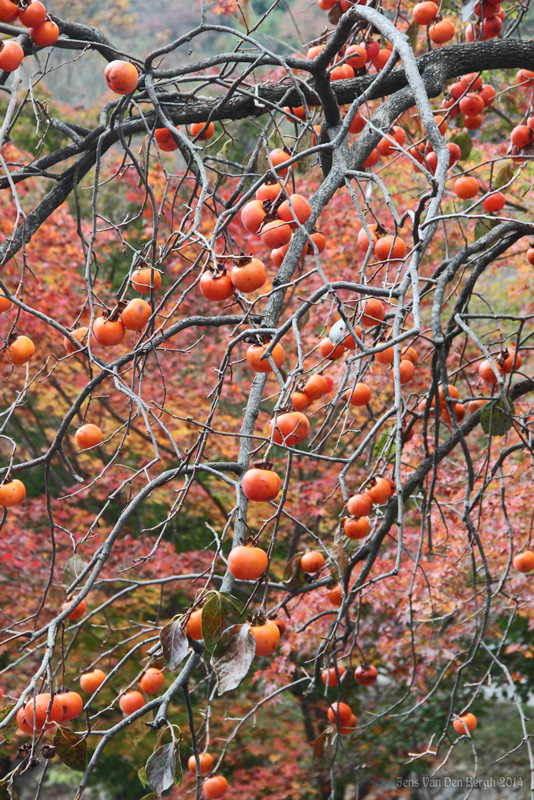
[1,0,534,797]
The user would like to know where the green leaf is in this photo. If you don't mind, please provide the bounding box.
[452,132,472,161]
[140,794,158,800]
[374,430,396,460]
[474,217,499,240]
[0,705,18,744]
[480,398,515,436]
[160,618,188,670]
[405,22,418,48]
[494,161,515,189]
[53,725,87,772]
[212,624,255,694]
[201,592,243,654]
[145,742,178,795]
[130,717,150,745]
[138,766,147,789]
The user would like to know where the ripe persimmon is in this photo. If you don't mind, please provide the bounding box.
[376,346,394,365]
[250,619,280,656]
[440,402,466,425]
[401,346,419,365]
[399,360,415,384]
[17,707,34,734]
[121,299,151,331]
[513,550,534,573]
[139,668,164,694]
[517,69,534,87]
[347,492,373,517]
[269,411,310,446]
[503,347,522,373]
[203,776,229,799]
[19,1,47,27]
[5,335,35,366]
[355,664,378,685]
[345,44,367,68]
[482,191,505,213]
[357,224,378,252]
[412,0,438,23]
[277,194,312,225]
[104,60,138,94]
[453,713,477,734]
[267,148,291,177]
[321,665,345,686]
[339,713,357,734]
[131,267,162,293]
[478,358,502,384]
[327,584,342,607]
[373,48,391,71]
[377,126,406,157]
[0,479,26,507]
[191,121,215,140]
[459,93,484,116]
[228,544,268,580]
[362,298,385,328]
[80,669,106,693]
[64,327,95,354]
[242,467,281,502]
[188,752,214,775]
[367,477,393,505]
[454,176,479,199]
[511,125,533,149]
[154,127,178,152]
[24,694,64,729]
[75,424,103,450]
[304,374,327,399]
[62,595,87,621]
[327,701,353,726]
[260,219,292,249]
[119,691,145,715]
[199,272,235,302]
[230,258,267,293]
[344,516,370,539]
[428,17,455,43]
[319,337,345,360]
[467,399,487,414]
[246,342,285,373]
[0,41,24,71]
[0,293,12,312]
[270,244,288,268]
[93,317,126,347]
[480,84,496,105]
[30,20,59,46]
[185,609,203,640]
[291,391,311,411]
[241,200,267,234]
[362,148,380,168]
[307,44,324,59]
[58,691,83,721]
[349,383,372,406]
[0,0,18,21]
[256,182,282,203]
[301,551,325,573]
[323,375,334,393]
